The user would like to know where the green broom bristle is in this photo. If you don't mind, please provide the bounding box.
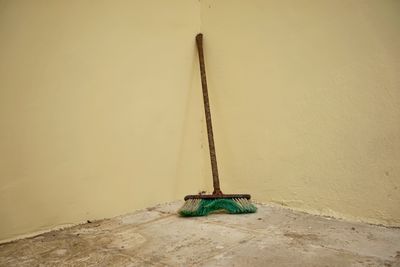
[178,198,257,217]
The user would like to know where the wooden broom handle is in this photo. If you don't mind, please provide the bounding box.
[196,33,222,195]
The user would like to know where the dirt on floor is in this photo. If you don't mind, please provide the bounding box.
[1,201,400,266]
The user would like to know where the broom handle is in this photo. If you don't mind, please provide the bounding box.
[196,33,222,195]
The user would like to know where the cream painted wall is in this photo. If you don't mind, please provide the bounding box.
[201,0,400,226]
[1,0,400,242]
[0,0,207,242]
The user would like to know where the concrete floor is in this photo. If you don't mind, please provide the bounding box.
[1,202,400,267]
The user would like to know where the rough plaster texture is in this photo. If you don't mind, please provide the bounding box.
[0,0,400,242]
[1,202,400,266]
[200,0,400,226]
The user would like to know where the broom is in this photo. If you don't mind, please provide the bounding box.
[178,33,257,217]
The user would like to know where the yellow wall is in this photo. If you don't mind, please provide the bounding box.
[0,0,206,242]
[201,0,400,226]
[1,0,399,242]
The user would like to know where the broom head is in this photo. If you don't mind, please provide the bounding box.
[178,194,257,217]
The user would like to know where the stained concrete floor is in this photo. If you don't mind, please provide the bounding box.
[1,202,400,267]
